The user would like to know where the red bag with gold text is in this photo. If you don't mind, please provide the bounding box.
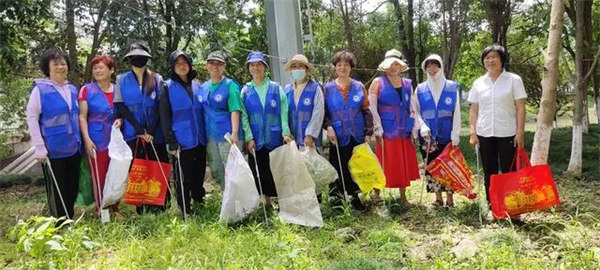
[123,140,171,206]
[426,144,478,199]
[490,147,561,219]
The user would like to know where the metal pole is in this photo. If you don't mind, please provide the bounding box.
[419,139,431,204]
[334,142,350,204]
[251,148,269,225]
[45,159,70,220]
[176,150,187,220]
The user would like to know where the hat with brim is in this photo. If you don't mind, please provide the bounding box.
[124,43,152,59]
[284,54,315,74]
[378,49,407,71]
[206,51,226,64]
[124,49,152,59]
[245,51,269,69]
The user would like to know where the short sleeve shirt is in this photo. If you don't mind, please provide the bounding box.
[78,85,115,109]
[468,71,527,137]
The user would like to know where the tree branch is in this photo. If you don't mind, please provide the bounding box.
[582,45,600,85]
[364,0,391,16]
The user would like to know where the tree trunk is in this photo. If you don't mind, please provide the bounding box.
[392,0,416,88]
[566,0,586,176]
[583,95,589,133]
[442,0,469,80]
[336,0,355,51]
[483,0,511,69]
[405,0,416,88]
[84,0,110,82]
[595,70,600,123]
[65,0,81,86]
[530,0,564,165]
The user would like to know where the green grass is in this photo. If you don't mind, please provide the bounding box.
[0,125,599,269]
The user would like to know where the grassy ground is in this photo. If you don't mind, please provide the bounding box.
[0,125,598,269]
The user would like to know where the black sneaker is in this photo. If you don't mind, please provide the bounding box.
[351,196,367,212]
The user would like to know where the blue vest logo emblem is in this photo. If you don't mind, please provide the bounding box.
[352,95,360,102]
[150,91,156,100]
[197,95,203,102]
[445,97,453,105]
[214,94,223,102]
[303,97,311,106]
[270,99,277,108]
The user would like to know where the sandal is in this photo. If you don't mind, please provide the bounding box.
[431,200,444,208]
[371,194,382,205]
[445,202,455,208]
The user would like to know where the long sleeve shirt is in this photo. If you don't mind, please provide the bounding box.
[322,80,374,136]
[113,71,164,137]
[159,77,194,151]
[367,77,420,139]
[26,79,75,159]
[240,77,291,142]
[413,80,462,145]
[290,80,325,139]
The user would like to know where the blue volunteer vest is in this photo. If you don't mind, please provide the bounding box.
[203,78,235,142]
[377,76,414,139]
[166,79,207,150]
[243,81,283,150]
[416,80,458,144]
[85,82,115,151]
[118,71,165,143]
[324,79,365,146]
[285,80,322,147]
[37,81,81,158]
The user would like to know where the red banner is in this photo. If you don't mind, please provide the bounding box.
[426,144,478,199]
[490,148,561,219]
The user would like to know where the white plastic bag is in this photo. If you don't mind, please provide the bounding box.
[219,144,260,223]
[299,147,338,193]
[102,126,133,208]
[270,142,323,227]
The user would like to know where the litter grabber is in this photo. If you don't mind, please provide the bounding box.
[379,138,386,206]
[44,159,71,220]
[419,138,431,205]
[89,149,110,223]
[476,145,483,225]
[334,141,350,205]
[174,148,188,220]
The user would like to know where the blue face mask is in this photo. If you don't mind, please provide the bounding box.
[291,69,306,82]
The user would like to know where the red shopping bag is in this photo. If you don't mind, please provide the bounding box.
[426,144,478,199]
[123,140,171,206]
[490,148,561,219]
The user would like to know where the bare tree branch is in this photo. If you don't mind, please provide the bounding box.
[364,0,391,16]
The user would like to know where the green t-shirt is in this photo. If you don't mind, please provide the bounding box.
[209,78,243,113]
[241,77,291,141]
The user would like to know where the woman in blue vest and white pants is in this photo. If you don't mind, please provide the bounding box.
[323,50,373,212]
[241,51,293,208]
[26,49,81,220]
[201,50,245,189]
[283,54,324,149]
[414,54,461,207]
[160,50,207,215]
[114,42,169,214]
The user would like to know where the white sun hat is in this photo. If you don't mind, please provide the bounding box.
[378,49,408,71]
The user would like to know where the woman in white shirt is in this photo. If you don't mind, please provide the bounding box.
[468,44,527,206]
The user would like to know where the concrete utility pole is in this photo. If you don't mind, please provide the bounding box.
[265,0,303,83]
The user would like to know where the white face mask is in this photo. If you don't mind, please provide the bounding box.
[291,69,306,82]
